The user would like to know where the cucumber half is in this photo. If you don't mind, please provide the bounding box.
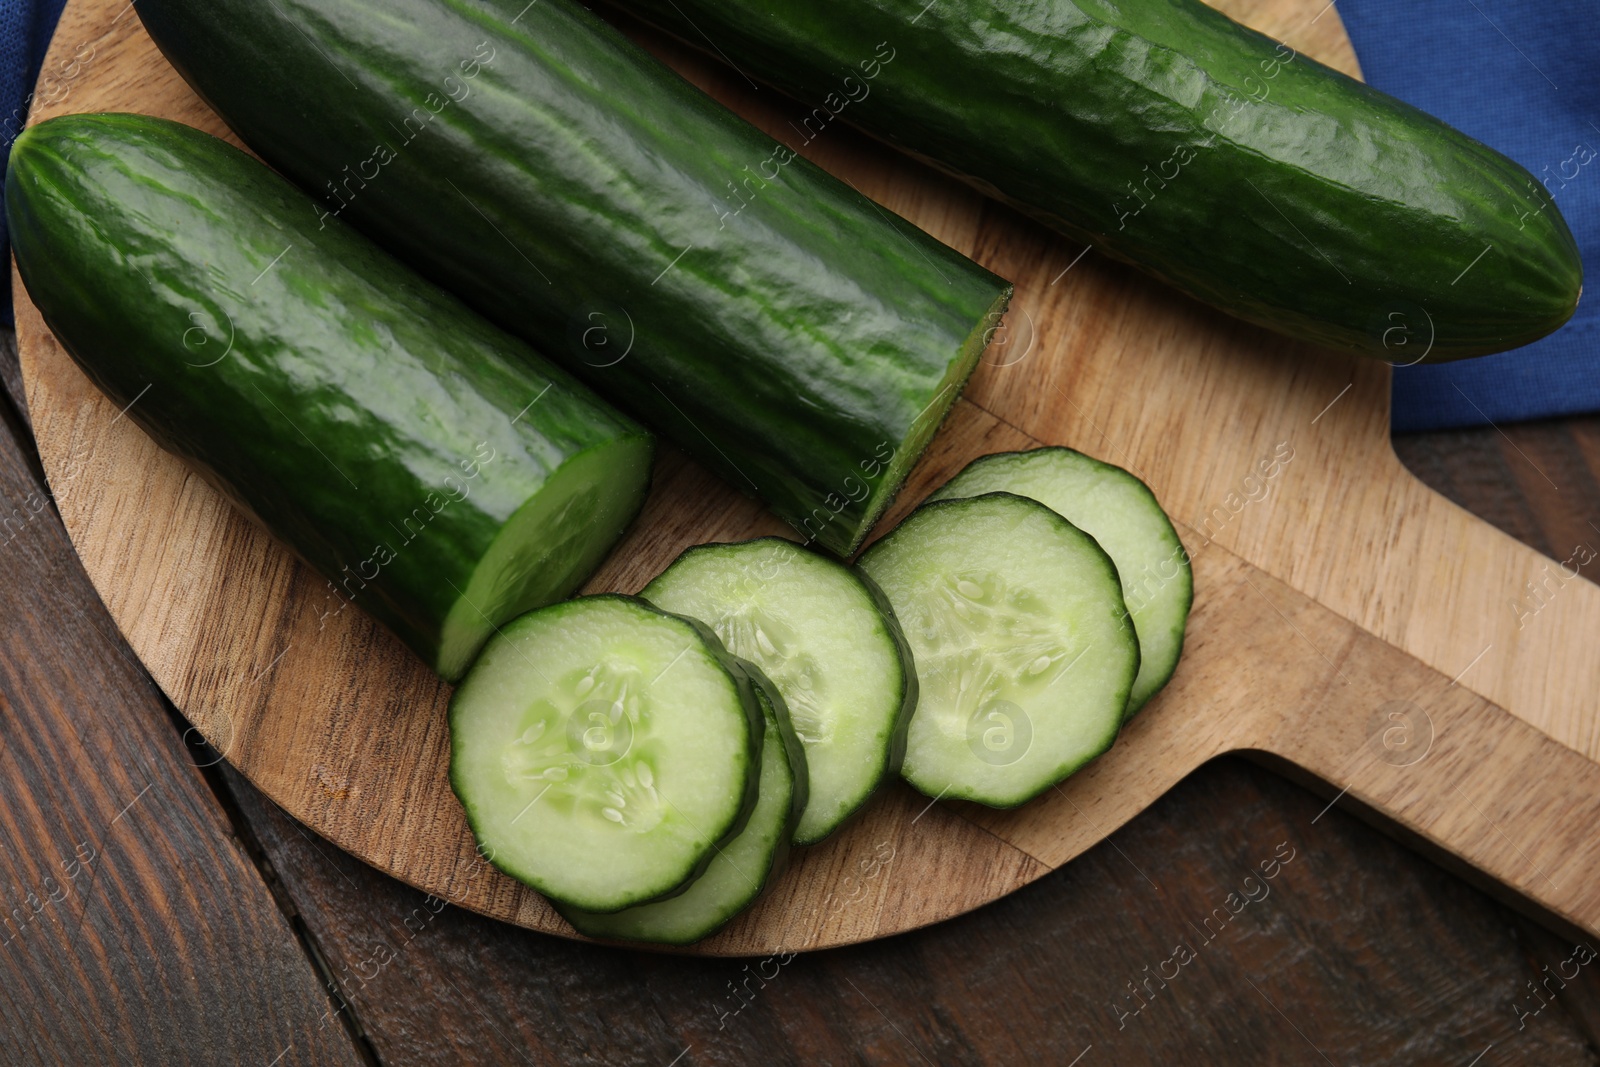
[6,114,654,683]
[556,668,807,944]
[858,494,1140,808]
[931,448,1192,716]
[642,538,914,844]
[448,595,762,912]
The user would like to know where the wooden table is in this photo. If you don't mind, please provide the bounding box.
[1,321,1596,1064]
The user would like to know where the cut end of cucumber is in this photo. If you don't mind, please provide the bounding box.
[860,493,1139,808]
[846,285,1014,557]
[448,595,759,913]
[436,437,652,680]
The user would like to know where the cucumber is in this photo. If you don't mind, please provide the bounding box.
[641,537,913,844]
[555,668,806,943]
[931,449,1191,716]
[449,595,763,912]
[136,0,1013,556]
[608,0,1582,359]
[6,114,651,681]
[857,494,1139,807]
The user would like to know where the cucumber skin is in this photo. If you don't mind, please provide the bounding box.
[7,114,651,679]
[609,0,1581,360]
[850,561,917,789]
[741,663,810,841]
[641,536,918,843]
[449,595,766,912]
[135,0,1013,555]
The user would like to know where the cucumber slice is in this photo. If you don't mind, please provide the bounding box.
[858,494,1139,808]
[556,668,807,944]
[642,538,914,844]
[931,448,1192,716]
[448,595,762,912]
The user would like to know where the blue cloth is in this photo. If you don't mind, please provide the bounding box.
[1340,0,1599,431]
[1,0,68,326]
[0,0,1592,428]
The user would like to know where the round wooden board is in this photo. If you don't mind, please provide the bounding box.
[17,0,1600,955]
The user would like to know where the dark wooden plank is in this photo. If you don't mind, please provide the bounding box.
[0,334,365,1065]
[223,753,1600,1065]
[0,332,27,432]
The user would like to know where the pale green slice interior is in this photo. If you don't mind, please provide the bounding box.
[860,494,1139,807]
[644,538,905,843]
[557,684,798,944]
[932,448,1191,715]
[450,597,753,911]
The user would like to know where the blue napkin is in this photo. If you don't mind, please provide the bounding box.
[0,0,1592,430]
[1,0,67,327]
[1339,0,1598,432]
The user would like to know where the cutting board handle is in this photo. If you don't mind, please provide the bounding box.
[1255,669,1600,940]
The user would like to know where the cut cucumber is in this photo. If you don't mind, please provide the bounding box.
[931,448,1192,716]
[556,668,807,944]
[641,538,914,844]
[137,0,1013,555]
[858,494,1139,808]
[7,114,652,682]
[448,595,762,912]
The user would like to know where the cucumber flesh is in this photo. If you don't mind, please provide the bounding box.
[642,538,913,844]
[858,494,1139,808]
[556,668,806,944]
[449,596,761,912]
[931,448,1191,716]
[437,443,653,680]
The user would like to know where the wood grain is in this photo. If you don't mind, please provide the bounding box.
[14,0,1600,955]
[221,747,1600,1065]
[0,344,364,1065]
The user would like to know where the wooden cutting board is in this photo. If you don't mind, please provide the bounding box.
[16,0,1600,957]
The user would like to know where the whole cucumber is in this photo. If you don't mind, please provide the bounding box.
[607,0,1582,360]
[136,0,1014,556]
[8,114,653,680]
